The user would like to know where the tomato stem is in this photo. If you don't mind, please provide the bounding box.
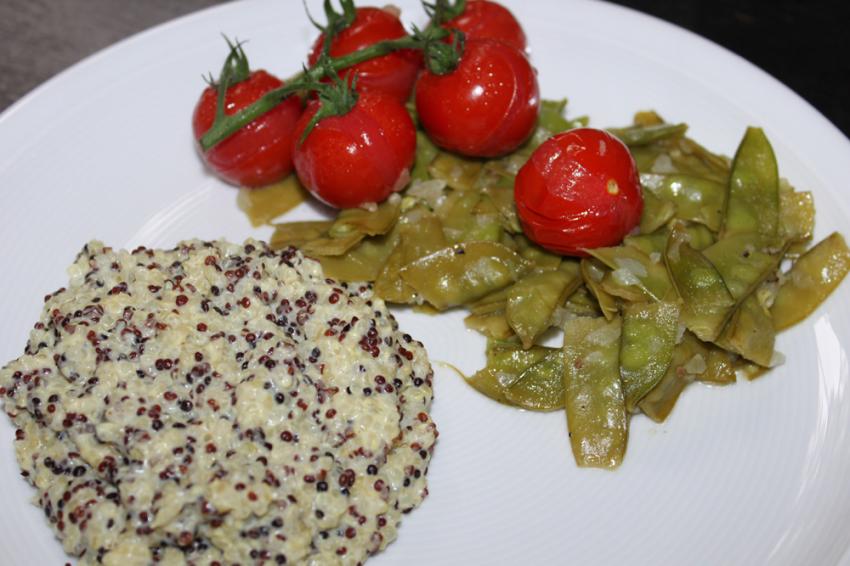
[199,35,421,151]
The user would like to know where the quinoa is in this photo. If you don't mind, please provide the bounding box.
[0,240,437,565]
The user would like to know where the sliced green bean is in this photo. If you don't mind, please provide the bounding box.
[563,317,627,469]
[329,197,401,238]
[608,123,688,146]
[771,232,850,330]
[464,312,515,340]
[620,301,680,412]
[270,220,333,249]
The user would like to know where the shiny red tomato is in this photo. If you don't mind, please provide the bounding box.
[292,92,416,209]
[308,7,421,102]
[514,128,643,256]
[192,71,302,188]
[442,0,526,52]
[415,39,539,157]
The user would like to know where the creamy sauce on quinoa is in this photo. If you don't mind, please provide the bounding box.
[0,240,437,565]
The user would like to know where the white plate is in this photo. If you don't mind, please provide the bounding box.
[2,0,850,564]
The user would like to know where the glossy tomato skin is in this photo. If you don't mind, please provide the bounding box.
[193,71,302,188]
[415,39,539,158]
[443,0,526,52]
[515,128,643,256]
[308,7,422,102]
[292,92,416,209]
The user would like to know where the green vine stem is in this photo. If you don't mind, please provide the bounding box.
[199,34,424,151]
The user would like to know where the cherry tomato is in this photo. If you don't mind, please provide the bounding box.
[308,7,421,103]
[292,91,416,209]
[514,128,643,256]
[443,0,526,52]
[192,71,302,188]
[415,39,539,158]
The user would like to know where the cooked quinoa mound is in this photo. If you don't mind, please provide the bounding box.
[0,240,437,566]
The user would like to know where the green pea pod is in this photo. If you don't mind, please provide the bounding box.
[564,286,603,318]
[467,343,555,404]
[771,232,850,331]
[507,269,581,348]
[639,190,676,234]
[468,287,510,315]
[589,245,673,302]
[581,258,619,320]
[563,317,627,469]
[641,173,726,231]
[505,350,566,411]
[608,123,688,146]
[270,220,333,249]
[779,183,815,246]
[464,311,515,340]
[329,197,401,238]
[400,242,531,310]
[702,234,783,300]
[716,293,775,367]
[638,332,704,422]
[411,130,439,181]
[626,223,714,256]
[313,230,399,282]
[538,99,581,134]
[300,231,365,257]
[238,175,310,227]
[699,343,738,385]
[429,152,484,191]
[620,301,680,412]
[482,185,523,234]
[375,213,446,303]
[665,224,735,342]
[722,127,780,242]
[514,234,563,271]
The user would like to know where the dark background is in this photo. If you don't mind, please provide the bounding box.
[1,0,847,138]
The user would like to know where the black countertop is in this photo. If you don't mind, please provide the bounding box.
[1,0,847,138]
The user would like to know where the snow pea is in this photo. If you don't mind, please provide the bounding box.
[563,317,627,469]
[238,175,309,227]
[270,220,333,249]
[638,332,706,422]
[507,269,581,348]
[702,234,783,300]
[589,245,674,302]
[639,190,676,234]
[375,212,446,303]
[641,173,726,231]
[722,127,779,243]
[467,343,555,405]
[429,152,484,191]
[328,197,401,238]
[665,224,735,342]
[400,242,531,310]
[620,301,680,412]
[464,312,514,340]
[313,230,399,282]
[505,350,566,411]
[608,122,688,146]
[771,232,850,330]
[411,130,439,181]
[716,293,775,367]
[581,258,619,320]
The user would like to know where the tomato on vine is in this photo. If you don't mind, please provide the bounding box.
[415,37,539,157]
[308,3,421,102]
[292,74,416,209]
[440,0,526,52]
[192,40,302,188]
[514,128,644,256]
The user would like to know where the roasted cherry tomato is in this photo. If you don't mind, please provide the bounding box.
[292,91,416,209]
[443,0,526,52]
[514,128,643,256]
[193,71,302,188]
[308,7,421,102]
[415,39,539,157]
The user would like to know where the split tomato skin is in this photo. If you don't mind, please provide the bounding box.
[415,39,539,158]
[443,0,527,52]
[308,7,421,102]
[514,128,643,256]
[192,70,302,188]
[292,92,416,209]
